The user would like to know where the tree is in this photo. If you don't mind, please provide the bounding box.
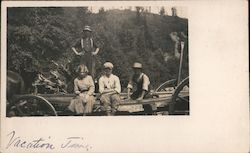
[135,7,144,24]
[99,7,105,14]
[171,7,177,16]
[159,7,165,16]
[7,7,71,72]
[7,7,188,90]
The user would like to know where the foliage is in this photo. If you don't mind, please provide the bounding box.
[7,7,188,90]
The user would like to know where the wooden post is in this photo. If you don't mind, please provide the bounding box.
[177,41,185,85]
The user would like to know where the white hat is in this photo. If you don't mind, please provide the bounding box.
[83,25,92,32]
[132,62,142,69]
[103,62,114,69]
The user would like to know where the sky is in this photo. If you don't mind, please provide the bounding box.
[89,6,188,18]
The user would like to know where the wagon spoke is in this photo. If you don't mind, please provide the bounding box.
[14,95,57,116]
[169,77,189,115]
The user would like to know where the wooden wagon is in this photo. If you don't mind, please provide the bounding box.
[7,76,189,116]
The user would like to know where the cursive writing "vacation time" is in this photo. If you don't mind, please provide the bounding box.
[6,130,93,151]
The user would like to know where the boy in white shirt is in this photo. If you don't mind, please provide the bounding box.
[99,62,121,116]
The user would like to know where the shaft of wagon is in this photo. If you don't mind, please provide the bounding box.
[177,41,185,85]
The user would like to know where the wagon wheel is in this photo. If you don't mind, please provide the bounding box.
[169,77,189,115]
[155,79,177,92]
[14,95,57,116]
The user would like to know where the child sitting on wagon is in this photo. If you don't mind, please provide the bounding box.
[127,62,155,114]
[68,64,95,116]
[127,62,150,100]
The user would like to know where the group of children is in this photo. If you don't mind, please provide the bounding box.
[68,25,151,116]
[68,62,150,116]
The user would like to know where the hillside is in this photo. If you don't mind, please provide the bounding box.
[7,7,188,89]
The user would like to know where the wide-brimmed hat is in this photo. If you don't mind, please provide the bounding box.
[83,25,92,32]
[103,62,114,69]
[132,62,142,69]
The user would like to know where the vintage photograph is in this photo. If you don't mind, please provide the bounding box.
[6,6,189,117]
[1,1,249,153]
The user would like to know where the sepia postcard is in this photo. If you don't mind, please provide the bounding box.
[1,1,249,153]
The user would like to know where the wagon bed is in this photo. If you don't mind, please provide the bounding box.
[9,77,189,116]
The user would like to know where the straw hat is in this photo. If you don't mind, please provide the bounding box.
[83,25,92,32]
[132,62,142,69]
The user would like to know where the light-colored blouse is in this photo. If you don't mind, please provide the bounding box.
[74,75,95,95]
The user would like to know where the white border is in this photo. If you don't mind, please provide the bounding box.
[1,1,249,153]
